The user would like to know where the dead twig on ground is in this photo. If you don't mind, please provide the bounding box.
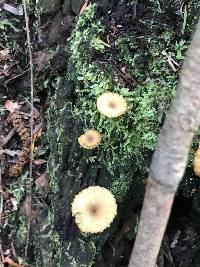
[0,154,4,265]
[1,129,15,147]
[0,149,21,157]
[79,0,89,15]
[22,0,34,260]
[128,18,200,267]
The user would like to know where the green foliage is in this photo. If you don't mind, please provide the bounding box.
[9,173,28,204]
[0,18,19,31]
[0,17,20,51]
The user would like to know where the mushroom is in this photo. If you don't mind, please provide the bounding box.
[78,129,102,149]
[97,92,127,118]
[71,186,117,233]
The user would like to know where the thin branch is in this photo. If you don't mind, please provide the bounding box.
[129,18,200,267]
[22,0,34,260]
[0,155,5,265]
[1,129,15,147]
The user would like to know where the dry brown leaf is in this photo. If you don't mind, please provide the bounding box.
[3,257,24,267]
[10,197,18,211]
[0,48,9,61]
[35,172,48,187]
[4,100,20,113]
[33,159,47,165]
[34,50,53,71]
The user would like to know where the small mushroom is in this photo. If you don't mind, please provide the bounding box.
[78,129,102,149]
[71,186,117,233]
[97,92,128,118]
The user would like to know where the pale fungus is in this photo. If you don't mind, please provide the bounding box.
[97,92,127,118]
[78,129,102,149]
[71,186,117,233]
[194,143,200,176]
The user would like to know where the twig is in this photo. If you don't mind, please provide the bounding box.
[1,128,15,147]
[128,18,200,267]
[0,149,21,157]
[11,242,17,259]
[4,68,30,86]
[22,0,34,260]
[0,155,4,264]
[79,0,89,15]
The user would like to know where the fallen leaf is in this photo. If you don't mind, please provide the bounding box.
[3,257,24,267]
[10,197,18,211]
[0,48,9,61]
[4,100,20,113]
[34,50,53,71]
[2,3,21,16]
[33,159,47,165]
[35,172,48,187]
[3,190,10,200]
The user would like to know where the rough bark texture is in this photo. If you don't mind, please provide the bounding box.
[129,19,200,267]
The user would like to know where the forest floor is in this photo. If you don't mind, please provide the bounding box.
[0,0,200,266]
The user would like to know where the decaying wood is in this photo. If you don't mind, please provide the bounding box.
[129,18,200,267]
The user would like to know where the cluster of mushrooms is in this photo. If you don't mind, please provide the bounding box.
[71,92,128,233]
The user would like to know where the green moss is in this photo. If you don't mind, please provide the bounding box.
[66,1,200,204]
[109,173,133,201]
[67,3,189,200]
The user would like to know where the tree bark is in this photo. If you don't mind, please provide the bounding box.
[128,18,200,267]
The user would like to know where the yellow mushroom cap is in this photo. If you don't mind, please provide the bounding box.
[71,186,117,233]
[78,130,102,149]
[97,92,127,118]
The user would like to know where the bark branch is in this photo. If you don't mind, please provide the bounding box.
[128,18,200,267]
